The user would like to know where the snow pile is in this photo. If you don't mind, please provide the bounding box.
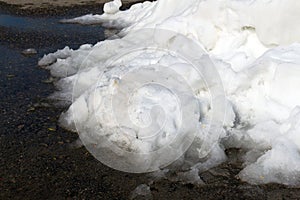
[40,0,300,185]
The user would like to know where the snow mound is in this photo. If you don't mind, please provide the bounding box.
[40,0,300,185]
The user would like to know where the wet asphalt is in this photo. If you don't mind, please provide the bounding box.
[1,2,300,200]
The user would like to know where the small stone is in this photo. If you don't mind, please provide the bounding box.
[6,74,15,78]
[22,48,37,56]
[48,127,56,132]
[17,124,25,130]
[27,107,35,112]
[40,143,48,147]
[33,102,51,108]
[42,77,55,84]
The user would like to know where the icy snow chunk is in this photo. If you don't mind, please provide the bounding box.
[239,138,300,185]
[238,107,300,185]
[104,0,122,14]
[62,1,155,28]
[38,46,73,66]
[175,168,204,184]
[130,184,153,200]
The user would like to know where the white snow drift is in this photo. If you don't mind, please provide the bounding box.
[40,0,300,185]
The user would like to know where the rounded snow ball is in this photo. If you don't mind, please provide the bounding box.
[103,0,122,14]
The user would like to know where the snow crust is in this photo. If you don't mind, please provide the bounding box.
[40,0,300,185]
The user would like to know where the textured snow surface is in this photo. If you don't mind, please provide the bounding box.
[40,0,300,185]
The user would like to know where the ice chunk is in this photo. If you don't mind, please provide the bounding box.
[104,0,122,14]
[240,138,300,185]
[38,46,73,66]
[130,184,153,200]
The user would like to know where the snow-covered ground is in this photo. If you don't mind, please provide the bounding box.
[40,0,300,186]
